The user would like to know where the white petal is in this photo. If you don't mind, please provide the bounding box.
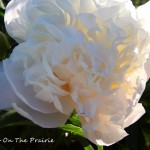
[78,0,97,13]
[83,122,128,146]
[97,5,120,21]
[4,0,30,43]
[53,64,73,81]
[56,0,76,24]
[3,58,57,114]
[12,100,68,128]
[0,62,16,109]
[78,13,97,30]
[76,97,98,117]
[4,0,61,42]
[28,16,67,43]
[144,59,150,80]
[0,62,3,72]
[80,111,128,146]
[137,1,150,31]
[124,103,145,128]
[68,0,80,13]
[42,53,67,85]
[53,96,75,115]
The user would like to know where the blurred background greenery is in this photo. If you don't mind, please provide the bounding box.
[0,0,150,150]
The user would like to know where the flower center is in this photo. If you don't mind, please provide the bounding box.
[61,83,71,93]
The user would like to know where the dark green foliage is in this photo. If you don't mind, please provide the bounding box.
[132,0,149,7]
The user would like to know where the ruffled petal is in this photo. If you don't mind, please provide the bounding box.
[3,58,57,114]
[13,100,68,128]
[124,103,145,128]
[84,125,127,146]
[0,62,15,109]
[4,0,63,43]
[4,0,30,43]
[80,115,128,146]
[137,1,150,31]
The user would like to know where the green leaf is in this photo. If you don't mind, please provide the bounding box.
[0,110,34,128]
[68,111,81,127]
[0,0,5,9]
[75,136,95,150]
[97,145,103,150]
[0,31,11,60]
[0,109,16,120]
[60,124,84,137]
[83,145,94,150]
[0,8,4,18]
[0,121,35,128]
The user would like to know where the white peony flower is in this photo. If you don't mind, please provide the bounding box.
[1,0,150,146]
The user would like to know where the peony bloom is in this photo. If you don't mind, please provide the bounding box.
[1,0,150,146]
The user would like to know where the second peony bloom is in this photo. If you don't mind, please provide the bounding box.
[1,0,150,146]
